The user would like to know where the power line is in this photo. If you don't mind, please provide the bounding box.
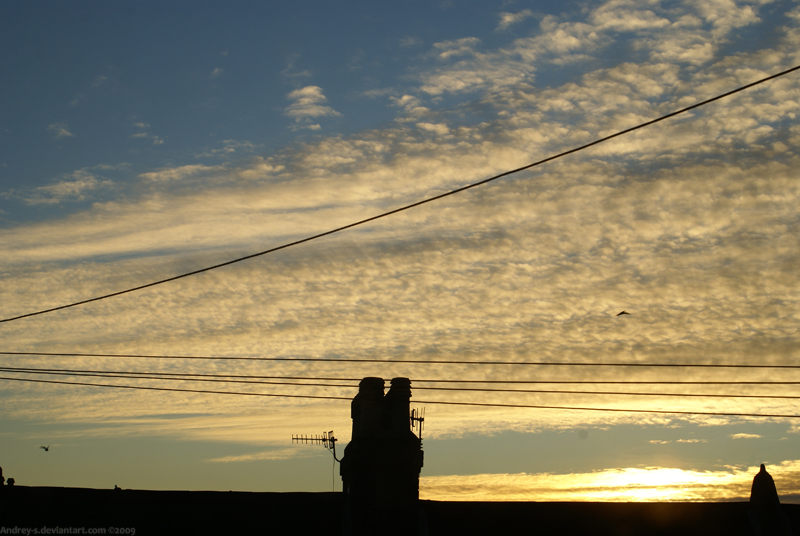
[2,63,798,325]
[1,368,356,389]
[3,367,800,400]
[0,366,365,382]
[5,365,800,385]
[1,375,797,419]
[4,351,800,369]
[0,376,351,402]
[411,399,800,420]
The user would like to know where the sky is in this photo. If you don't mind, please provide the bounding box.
[1,0,799,502]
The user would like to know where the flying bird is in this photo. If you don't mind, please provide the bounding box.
[40,445,49,451]
[616,311,630,316]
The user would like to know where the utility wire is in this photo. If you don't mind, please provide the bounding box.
[5,365,800,385]
[2,64,798,325]
[0,376,351,402]
[4,351,800,369]
[411,399,800,420]
[1,375,797,419]
[3,367,799,400]
[1,368,355,389]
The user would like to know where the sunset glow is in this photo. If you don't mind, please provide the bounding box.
[422,461,800,502]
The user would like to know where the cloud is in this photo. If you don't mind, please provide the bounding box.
[416,122,450,135]
[284,86,342,130]
[391,95,430,119]
[421,462,800,501]
[432,37,482,60]
[131,122,164,145]
[590,1,670,32]
[138,164,224,182]
[208,448,311,462]
[694,0,760,39]
[400,36,423,47]
[47,123,74,139]
[196,139,262,158]
[210,67,224,78]
[281,55,312,84]
[1,166,117,205]
[25,178,108,205]
[91,75,109,87]
[1,0,798,458]
[731,433,762,440]
[497,10,534,31]
[413,0,775,98]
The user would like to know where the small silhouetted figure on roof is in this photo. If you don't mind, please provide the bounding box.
[0,466,4,485]
[616,311,630,316]
[40,445,49,452]
[750,464,794,536]
[751,464,780,508]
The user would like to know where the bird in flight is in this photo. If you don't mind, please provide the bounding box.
[616,311,631,316]
[40,445,50,452]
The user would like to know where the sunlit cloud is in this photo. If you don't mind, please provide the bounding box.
[1,167,118,205]
[284,86,341,130]
[731,433,762,440]
[1,0,799,477]
[208,448,313,462]
[130,122,164,145]
[47,122,74,139]
[421,462,800,502]
[138,164,225,182]
[496,10,534,32]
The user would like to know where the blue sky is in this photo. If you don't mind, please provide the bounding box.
[1,0,800,500]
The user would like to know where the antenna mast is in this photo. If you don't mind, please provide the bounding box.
[291,430,341,462]
[410,407,425,440]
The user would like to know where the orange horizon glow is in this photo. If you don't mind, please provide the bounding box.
[420,461,800,503]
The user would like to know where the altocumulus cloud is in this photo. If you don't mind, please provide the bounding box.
[496,10,534,31]
[284,85,342,130]
[730,433,762,440]
[47,122,74,139]
[0,0,799,483]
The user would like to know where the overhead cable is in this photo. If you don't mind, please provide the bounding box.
[3,351,800,369]
[4,365,800,384]
[2,63,798,324]
[2,367,799,400]
[1,375,797,419]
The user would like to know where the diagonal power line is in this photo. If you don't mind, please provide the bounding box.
[2,64,798,324]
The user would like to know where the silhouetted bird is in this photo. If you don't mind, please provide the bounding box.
[40,445,49,452]
[616,311,630,316]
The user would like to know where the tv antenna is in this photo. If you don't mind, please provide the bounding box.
[410,407,425,440]
[292,430,341,463]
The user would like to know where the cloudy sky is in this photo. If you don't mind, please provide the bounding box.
[1,0,799,501]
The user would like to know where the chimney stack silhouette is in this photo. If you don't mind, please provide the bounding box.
[340,377,424,536]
